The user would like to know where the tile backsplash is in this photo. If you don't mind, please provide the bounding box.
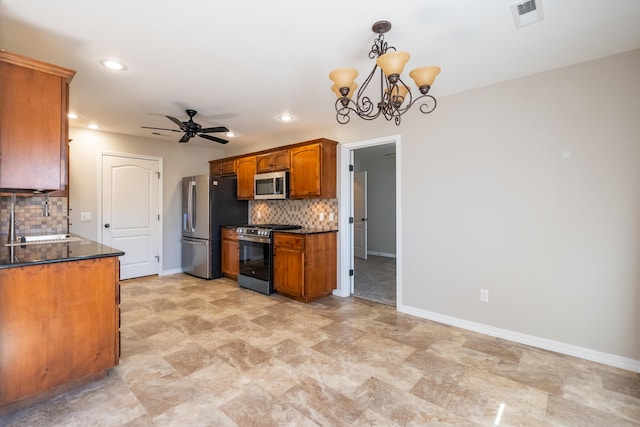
[0,195,68,237]
[249,198,339,228]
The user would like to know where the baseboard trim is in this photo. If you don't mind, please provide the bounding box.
[366,251,396,258]
[398,303,640,373]
[160,267,182,276]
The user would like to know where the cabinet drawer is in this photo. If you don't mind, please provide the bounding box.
[274,233,304,250]
[221,227,238,240]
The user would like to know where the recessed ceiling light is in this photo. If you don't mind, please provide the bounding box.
[225,131,236,138]
[88,124,100,130]
[100,59,127,71]
[67,112,79,119]
[278,114,294,122]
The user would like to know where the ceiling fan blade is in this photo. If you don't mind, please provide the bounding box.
[199,126,229,133]
[166,115,187,131]
[141,126,182,132]
[198,133,228,144]
[178,133,191,143]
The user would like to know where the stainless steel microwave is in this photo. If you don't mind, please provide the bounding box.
[254,171,288,199]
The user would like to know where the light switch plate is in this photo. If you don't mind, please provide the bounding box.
[80,212,92,222]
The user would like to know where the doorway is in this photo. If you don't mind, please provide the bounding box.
[100,153,162,280]
[338,135,400,307]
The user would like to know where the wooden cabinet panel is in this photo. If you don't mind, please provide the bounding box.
[210,158,236,176]
[0,257,119,408]
[256,149,290,173]
[273,232,337,303]
[235,156,256,199]
[221,228,239,278]
[0,51,75,191]
[289,139,336,199]
[273,234,305,298]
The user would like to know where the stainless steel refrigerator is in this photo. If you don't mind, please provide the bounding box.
[181,175,248,279]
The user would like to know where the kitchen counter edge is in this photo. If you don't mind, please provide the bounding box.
[0,237,125,269]
[275,228,338,235]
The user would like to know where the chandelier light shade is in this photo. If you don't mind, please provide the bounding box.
[329,20,441,125]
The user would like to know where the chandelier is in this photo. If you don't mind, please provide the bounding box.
[329,21,441,126]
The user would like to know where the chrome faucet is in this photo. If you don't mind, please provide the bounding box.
[8,193,17,243]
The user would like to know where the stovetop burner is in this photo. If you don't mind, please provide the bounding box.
[254,224,302,230]
[236,224,302,237]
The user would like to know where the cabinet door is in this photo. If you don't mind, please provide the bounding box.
[256,149,290,173]
[235,156,256,199]
[221,228,239,278]
[0,258,118,406]
[289,143,321,198]
[0,61,68,190]
[210,159,236,176]
[273,234,305,298]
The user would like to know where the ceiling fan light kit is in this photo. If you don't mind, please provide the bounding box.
[329,20,441,125]
[141,109,230,144]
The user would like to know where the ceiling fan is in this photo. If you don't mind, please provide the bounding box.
[141,109,229,144]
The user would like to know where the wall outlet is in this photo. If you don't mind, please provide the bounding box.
[257,211,261,219]
[480,289,489,303]
[80,211,92,222]
[319,212,325,221]
[328,212,334,222]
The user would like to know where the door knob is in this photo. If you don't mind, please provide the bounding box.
[104,223,110,228]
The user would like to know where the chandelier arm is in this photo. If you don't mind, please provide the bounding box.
[405,94,438,115]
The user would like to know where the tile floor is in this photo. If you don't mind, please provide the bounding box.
[2,274,639,426]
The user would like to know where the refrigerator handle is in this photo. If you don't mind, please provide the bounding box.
[188,180,197,232]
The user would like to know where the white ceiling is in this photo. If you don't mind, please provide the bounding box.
[1,0,639,149]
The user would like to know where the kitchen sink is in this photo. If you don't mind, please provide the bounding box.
[4,234,82,246]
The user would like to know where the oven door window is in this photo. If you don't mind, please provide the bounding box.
[239,239,271,282]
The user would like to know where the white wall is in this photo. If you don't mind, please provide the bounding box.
[335,49,640,367]
[68,129,226,273]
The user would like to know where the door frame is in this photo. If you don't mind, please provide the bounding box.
[337,134,402,306]
[98,151,164,276]
[353,170,368,260]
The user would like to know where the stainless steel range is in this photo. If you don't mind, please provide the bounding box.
[236,224,301,295]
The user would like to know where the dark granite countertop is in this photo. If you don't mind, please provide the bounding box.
[0,236,124,269]
[275,228,338,235]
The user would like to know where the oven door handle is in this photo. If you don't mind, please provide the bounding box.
[238,235,270,244]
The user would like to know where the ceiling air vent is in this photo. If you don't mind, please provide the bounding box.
[510,0,544,28]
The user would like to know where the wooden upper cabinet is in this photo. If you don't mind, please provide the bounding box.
[235,156,256,200]
[0,51,76,192]
[207,138,337,200]
[289,139,337,198]
[210,158,236,176]
[256,149,290,173]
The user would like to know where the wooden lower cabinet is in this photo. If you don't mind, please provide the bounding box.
[273,232,337,303]
[0,256,120,412]
[221,227,240,278]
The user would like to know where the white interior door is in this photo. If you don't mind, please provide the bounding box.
[354,171,368,259]
[102,154,160,280]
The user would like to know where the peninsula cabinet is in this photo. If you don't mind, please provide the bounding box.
[235,156,256,199]
[289,139,337,199]
[256,149,290,173]
[0,256,120,413]
[273,231,337,303]
[0,51,76,192]
[221,227,240,279]
[210,158,236,176]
